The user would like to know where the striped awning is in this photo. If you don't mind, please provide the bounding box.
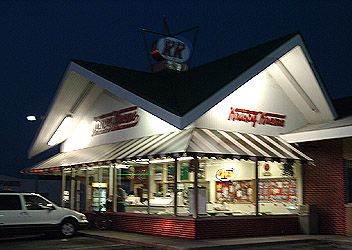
[25,128,312,173]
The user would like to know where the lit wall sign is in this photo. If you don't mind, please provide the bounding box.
[228,108,286,127]
[216,168,236,182]
[92,182,108,188]
[92,106,139,136]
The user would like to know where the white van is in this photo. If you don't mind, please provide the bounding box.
[0,192,88,237]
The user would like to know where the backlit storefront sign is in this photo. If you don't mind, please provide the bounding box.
[216,168,236,182]
[151,36,192,72]
[228,108,286,127]
[92,106,139,136]
[155,37,191,63]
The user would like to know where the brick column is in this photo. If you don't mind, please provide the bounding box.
[301,139,346,235]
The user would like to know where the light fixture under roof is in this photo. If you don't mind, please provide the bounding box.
[47,115,73,146]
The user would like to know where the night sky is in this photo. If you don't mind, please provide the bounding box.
[1,1,351,177]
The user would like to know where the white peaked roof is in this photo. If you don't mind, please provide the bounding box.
[28,33,337,158]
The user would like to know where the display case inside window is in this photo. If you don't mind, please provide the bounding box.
[122,165,149,214]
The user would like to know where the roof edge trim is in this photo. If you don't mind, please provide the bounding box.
[280,125,352,143]
[70,62,183,129]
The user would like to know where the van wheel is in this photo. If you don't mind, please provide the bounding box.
[60,219,77,238]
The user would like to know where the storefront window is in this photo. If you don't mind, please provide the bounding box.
[258,162,302,215]
[90,167,109,212]
[82,158,303,217]
[146,163,174,215]
[205,159,256,216]
[122,164,149,213]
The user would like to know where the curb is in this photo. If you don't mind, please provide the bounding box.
[79,232,180,250]
[79,232,318,250]
[191,239,320,250]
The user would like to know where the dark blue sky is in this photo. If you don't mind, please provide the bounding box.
[1,1,351,177]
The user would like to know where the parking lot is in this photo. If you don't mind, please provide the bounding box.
[0,234,155,250]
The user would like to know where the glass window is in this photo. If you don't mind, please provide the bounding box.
[205,159,256,216]
[24,195,51,210]
[0,195,22,210]
[258,162,302,215]
[121,164,149,214]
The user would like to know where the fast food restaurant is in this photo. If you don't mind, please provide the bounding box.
[24,32,352,239]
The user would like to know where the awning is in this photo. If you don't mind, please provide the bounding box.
[25,128,312,173]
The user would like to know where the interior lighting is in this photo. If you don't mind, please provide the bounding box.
[47,116,73,146]
[149,158,174,164]
[275,60,319,112]
[149,156,194,164]
[115,164,129,169]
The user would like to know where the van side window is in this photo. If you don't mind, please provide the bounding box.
[0,195,22,210]
[24,195,50,210]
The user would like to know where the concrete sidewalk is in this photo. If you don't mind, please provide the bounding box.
[80,230,352,249]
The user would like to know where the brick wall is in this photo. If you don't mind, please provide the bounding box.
[196,216,298,239]
[106,213,298,239]
[109,213,196,239]
[301,139,346,235]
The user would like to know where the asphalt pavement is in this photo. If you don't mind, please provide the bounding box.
[0,234,154,250]
[80,230,352,250]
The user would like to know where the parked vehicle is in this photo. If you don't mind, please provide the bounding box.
[0,192,88,237]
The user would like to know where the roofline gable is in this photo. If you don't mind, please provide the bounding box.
[70,62,183,128]
[73,34,336,129]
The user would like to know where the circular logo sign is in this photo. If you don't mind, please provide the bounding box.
[216,168,236,181]
[156,36,192,63]
[264,163,270,172]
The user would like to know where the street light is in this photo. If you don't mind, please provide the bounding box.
[26,115,37,121]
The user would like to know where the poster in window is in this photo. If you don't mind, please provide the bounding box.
[180,162,189,180]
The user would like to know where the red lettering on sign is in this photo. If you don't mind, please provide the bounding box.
[173,42,185,59]
[228,107,286,128]
[92,106,139,136]
[162,39,174,57]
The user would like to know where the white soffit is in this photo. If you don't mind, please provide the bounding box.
[28,69,104,158]
[70,62,183,128]
[182,35,336,128]
[266,46,335,124]
[280,116,352,143]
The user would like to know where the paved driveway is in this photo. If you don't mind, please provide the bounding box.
[0,234,155,250]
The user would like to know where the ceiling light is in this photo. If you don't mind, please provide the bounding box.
[47,116,73,146]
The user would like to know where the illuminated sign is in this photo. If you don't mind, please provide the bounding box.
[92,182,108,188]
[92,106,139,136]
[216,168,236,182]
[150,36,192,72]
[228,108,286,127]
[155,37,192,63]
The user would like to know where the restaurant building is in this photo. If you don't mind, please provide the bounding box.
[25,32,352,239]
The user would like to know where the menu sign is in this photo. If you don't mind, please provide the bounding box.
[92,106,139,136]
[228,108,286,127]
